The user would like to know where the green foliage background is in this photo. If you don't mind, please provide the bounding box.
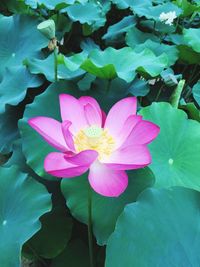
[0,0,200,266]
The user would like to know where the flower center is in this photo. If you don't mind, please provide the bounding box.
[74,125,115,161]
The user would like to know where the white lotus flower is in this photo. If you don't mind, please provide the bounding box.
[159,11,177,26]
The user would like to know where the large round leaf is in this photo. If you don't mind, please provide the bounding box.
[180,103,200,122]
[61,168,154,245]
[140,102,200,189]
[25,53,84,82]
[126,29,179,67]
[81,47,168,82]
[0,0,31,14]
[168,34,200,64]
[25,0,76,9]
[0,105,21,153]
[0,166,51,267]
[65,2,105,26]
[176,0,200,16]
[106,187,200,267]
[126,27,158,48]
[102,15,136,43]
[0,66,43,114]
[184,28,200,53]
[111,0,151,10]
[178,45,200,64]
[128,78,150,97]
[0,15,47,80]
[193,81,200,107]
[19,81,81,179]
[130,2,182,20]
[112,1,182,20]
[4,139,28,172]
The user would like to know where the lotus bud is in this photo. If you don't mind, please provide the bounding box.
[37,19,55,40]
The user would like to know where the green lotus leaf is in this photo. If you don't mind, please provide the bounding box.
[61,52,87,72]
[25,0,77,9]
[51,239,89,267]
[168,33,200,59]
[112,1,182,20]
[24,207,73,259]
[0,166,51,267]
[126,27,158,46]
[65,2,106,27]
[25,53,85,82]
[106,187,200,267]
[128,78,150,96]
[80,47,168,82]
[102,16,136,43]
[141,19,176,34]
[111,0,151,10]
[140,102,200,190]
[19,81,81,180]
[126,29,179,67]
[169,40,200,64]
[193,80,200,106]
[80,38,100,54]
[0,66,43,114]
[153,0,172,3]
[130,2,182,20]
[104,77,150,98]
[178,45,200,64]
[0,105,21,153]
[4,139,28,172]
[180,103,200,122]
[61,168,154,245]
[176,0,200,16]
[139,40,178,67]
[183,28,200,53]
[77,73,96,91]
[0,0,31,14]
[0,15,47,80]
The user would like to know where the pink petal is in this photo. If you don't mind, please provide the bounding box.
[101,110,106,127]
[116,115,142,148]
[79,96,102,117]
[84,103,102,126]
[62,121,76,152]
[104,97,137,138]
[44,152,89,178]
[28,117,68,152]
[79,96,102,127]
[121,120,160,148]
[103,145,151,170]
[88,161,128,197]
[59,94,88,134]
[65,150,98,166]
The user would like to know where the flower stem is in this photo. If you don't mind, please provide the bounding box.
[175,17,179,32]
[155,84,164,102]
[88,187,95,267]
[54,47,58,82]
[170,79,185,108]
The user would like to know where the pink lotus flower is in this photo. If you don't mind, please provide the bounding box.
[28,94,159,197]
